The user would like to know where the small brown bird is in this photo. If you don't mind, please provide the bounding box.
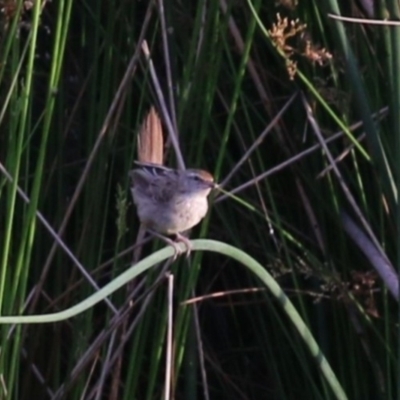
[129,108,216,255]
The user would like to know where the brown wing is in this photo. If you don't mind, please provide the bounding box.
[130,167,178,203]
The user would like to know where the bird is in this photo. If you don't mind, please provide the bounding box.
[129,107,216,256]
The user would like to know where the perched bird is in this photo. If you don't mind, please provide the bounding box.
[129,108,216,255]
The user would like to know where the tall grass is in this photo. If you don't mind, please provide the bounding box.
[0,1,397,399]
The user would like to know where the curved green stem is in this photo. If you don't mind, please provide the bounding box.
[0,239,347,399]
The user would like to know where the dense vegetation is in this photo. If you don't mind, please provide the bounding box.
[0,1,398,399]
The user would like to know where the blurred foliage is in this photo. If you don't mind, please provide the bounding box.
[0,0,398,399]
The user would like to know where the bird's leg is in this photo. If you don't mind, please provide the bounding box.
[147,229,182,260]
[174,233,192,257]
